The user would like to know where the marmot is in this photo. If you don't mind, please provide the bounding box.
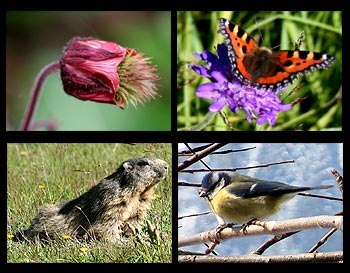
[13,157,169,243]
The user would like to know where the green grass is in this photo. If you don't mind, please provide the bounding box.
[177,11,342,131]
[7,143,172,263]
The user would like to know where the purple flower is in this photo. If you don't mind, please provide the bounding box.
[189,44,291,126]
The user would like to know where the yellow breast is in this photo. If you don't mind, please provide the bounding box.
[209,187,285,224]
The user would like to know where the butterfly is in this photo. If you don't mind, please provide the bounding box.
[218,18,336,91]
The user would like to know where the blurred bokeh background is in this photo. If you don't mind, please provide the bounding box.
[6,11,171,131]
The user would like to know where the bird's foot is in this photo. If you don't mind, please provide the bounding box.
[240,218,257,234]
[215,223,235,234]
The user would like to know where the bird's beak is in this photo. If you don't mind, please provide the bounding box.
[198,188,209,197]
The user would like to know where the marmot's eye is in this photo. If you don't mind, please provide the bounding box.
[137,161,149,167]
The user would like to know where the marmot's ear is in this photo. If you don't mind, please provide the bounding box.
[123,161,134,171]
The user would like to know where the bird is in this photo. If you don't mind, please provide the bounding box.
[199,172,333,225]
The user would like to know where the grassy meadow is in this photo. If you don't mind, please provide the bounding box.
[7,143,172,263]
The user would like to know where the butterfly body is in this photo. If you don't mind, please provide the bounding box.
[218,18,335,91]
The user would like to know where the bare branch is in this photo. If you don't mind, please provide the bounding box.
[178,146,256,156]
[308,228,338,253]
[178,143,228,172]
[330,169,343,196]
[298,192,342,201]
[178,251,343,263]
[178,144,213,155]
[253,231,299,255]
[178,215,343,248]
[178,211,211,220]
[181,160,295,173]
[178,181,201,187]
[184,143,213,171]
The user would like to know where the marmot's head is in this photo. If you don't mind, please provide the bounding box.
[107,157,169,194]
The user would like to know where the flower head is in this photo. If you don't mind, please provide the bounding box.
[62,235,71,240]
[189,44,291,126]
[60,37,159,108]
[153,193,161,199]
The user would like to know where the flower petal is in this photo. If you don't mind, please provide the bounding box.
[60,37,159,107]
[189,43,292,126]
[196,83,221,99]
[209,97,227,112]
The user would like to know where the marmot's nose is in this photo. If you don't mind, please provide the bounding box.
[156,159,169,176]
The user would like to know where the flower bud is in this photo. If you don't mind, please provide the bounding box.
[60,37,159,108]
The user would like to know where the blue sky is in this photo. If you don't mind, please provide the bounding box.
[178,143,343,256]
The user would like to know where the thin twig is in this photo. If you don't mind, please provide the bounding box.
[178,143,228,172]
[253,231,300,255]
[178,146,256,156]
[298,192,342,201]
[308,228,338,253]
[330,169,343,196]
[184,143,212,171]
[178,144,213,155]
[181,160,295,173]
[178,211,211,220]
[178,181,201,187]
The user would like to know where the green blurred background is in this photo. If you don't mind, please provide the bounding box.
[6,11,171,131]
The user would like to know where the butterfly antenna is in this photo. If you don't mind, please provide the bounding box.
[255,18,264,45]
[271,30,305,51]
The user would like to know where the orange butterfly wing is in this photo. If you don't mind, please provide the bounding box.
[218,18,335,90]
[218,18,259,85]
[253,50,335,87]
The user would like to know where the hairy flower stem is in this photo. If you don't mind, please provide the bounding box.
[20,62,60,131]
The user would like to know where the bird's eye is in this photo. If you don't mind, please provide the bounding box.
[208,180,220,192]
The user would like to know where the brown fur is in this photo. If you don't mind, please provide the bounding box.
[13,157,168,243]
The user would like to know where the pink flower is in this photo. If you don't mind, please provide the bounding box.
[60,37,159,108]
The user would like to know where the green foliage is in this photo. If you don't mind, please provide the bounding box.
[177,11,342,131]
[7,143,172,263]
